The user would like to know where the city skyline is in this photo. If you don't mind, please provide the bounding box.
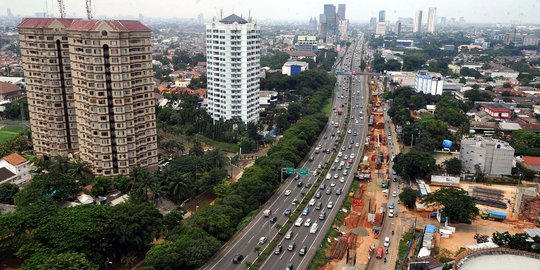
[3,0,540,24]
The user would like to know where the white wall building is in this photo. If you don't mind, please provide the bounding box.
[427,7,437,33]
[282,61,309,76]
[413,10,423,33]
[460,136,515,176]
[205,14,260,123]
[0,153,34,187]
[414,70,445,95]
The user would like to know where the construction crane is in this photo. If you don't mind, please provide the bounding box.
[86,0,93,19]
[57,0,66,18]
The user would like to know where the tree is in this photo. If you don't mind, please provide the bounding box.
[399,187,418,209]
[459,77,466,84]
[492,231,540,252]
[392,151,437,182]
[503,82,512,88]
[443,158,462,175]
[213,179,231,198]
[189,139,205,157]
[91,177,112,197]
[463,89,493,102]
[421,187,479,223]
[22,252,97,270]
[0,182,19,204]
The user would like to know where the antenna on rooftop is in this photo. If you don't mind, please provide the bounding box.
[86,0,93,19]
[220,8,223,19]
[57,0,66,18]
[248,9,251,22]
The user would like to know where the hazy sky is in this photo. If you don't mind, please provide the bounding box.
[3,0,539,23]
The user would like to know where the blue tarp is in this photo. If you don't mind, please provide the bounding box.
[425,224,436,233]
[488,210,507,219]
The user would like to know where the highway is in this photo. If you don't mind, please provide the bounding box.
[203,36,365,270]
[259,35,369,270]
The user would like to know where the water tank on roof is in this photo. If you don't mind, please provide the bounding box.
[442,140,453,149]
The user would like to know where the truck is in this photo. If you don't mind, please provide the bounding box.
[263,209,271,217]
[481,210,506,221]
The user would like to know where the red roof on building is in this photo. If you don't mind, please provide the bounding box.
[0,82,19,95]
[3,153,28,166]
[18,18,78,29]
[522,156,540,165]
[67,20,150,32]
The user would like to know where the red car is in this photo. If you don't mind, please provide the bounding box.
[348,158,354,164]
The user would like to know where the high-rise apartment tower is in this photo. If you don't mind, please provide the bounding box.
[205,14,260,123]
[18,18,158,176]
[414,10,423,33]
[427,7,437,33]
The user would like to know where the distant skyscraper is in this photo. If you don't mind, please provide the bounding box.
[440,17,447,27]
[394,21,402,35]
[138,13,143,21]
[318,13,327,38]
[459,17,465,24]
[324,4,337,37]
[18,18,158,175]
[206,14,260,123]
[7,8,13,17]
[427,7,436,33]
[375,23,386,36]
[369,17,377,30]
[337,4,346,20]
[198,13,204,24]
[309,17,318,33]
[378,10,386,23]
[338,19,348,41]
[414,10,423,33]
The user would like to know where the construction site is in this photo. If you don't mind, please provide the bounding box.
[315,76,540,270]
[319,78,400,269]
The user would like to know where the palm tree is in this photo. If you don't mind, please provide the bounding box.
[149,177,168,205]
[30,156,50,174]
[50,155,70,174]
[129,167,154,201]
[68,157,93,180]
[166,172,191,202]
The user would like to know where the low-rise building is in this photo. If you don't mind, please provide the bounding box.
[415,70,445,95]
[259,91,278,108]
[295,35,317,51]
[286,50,317,62]
[282,61,309,76]
[481,103,512,119]
[460,136,514,176]
[0,153,34,187]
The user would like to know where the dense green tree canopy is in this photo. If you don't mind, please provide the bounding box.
[399,187,418,209]
[421,187,479,223]
[393,150,437,181]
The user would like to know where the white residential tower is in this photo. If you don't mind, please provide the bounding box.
[205,14,260,123]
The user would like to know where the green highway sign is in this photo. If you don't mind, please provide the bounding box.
[298,168,309,176]
[285,167,295,174]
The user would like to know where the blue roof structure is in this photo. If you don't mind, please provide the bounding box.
[425,224,436,233]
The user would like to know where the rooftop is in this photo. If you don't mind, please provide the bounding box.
[67,20,150,32]
[521,156,540,172]
[286,50,316,57]
[0,167,15,181]
[0,82,19,94]
[2,153,28,166]
[482,103,512,111]
[459,253,540,270]
[18,18,78,29]
[219,14,248,24]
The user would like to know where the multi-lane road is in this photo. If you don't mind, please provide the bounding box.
[203,35,368,270]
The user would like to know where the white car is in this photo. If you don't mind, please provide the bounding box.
[348,129,352,134]
[295,217,304,227]
[338,152,343,157]
[388,209,394,217]
[304,218,312,227]
[392,191,397,197]
[259,236,267,245]
[340,161,345,166]
[340,177,345,183]
[327,201,334,209]
[383,237,390,247]
[334,173,339,179]
[343,155,348,160]
[334,158,340,163]
[355,143,360,148]
[284,190,292,196]
[350,153,355,159]
[330,181,336,187]
[310,223,319,234]
[326,173,332,180]
[309,198,316,206]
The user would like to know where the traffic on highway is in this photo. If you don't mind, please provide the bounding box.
[203,34,368,270]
